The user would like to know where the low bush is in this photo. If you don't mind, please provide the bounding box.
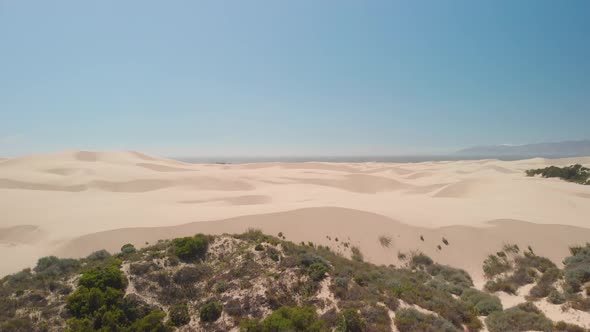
[86,249,111,261]
[34,256,80,277]
[482,255,511,279]
[240,306,325,332]
[299,254,331,281]
[351,247,363,262]
[337,308,365,332]
[360,305,390,331]
[200,301,222,322]
[525,164,590,185]
[394,308,459,332]
[410,253,433,267]
[390,276,482,330]
[563,243,590,292]
[485,303,552,332]
[484,280,518,294]
[172,234,209,261]
[547,289,566,304]
[554,321,586,332]
[460,288,502,316]
[121,243,137,254]
[169,303,190,326]
[78,264,127,290]
[426,264,473,294]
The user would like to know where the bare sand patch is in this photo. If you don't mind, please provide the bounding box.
[0,225,47,245]
[74,151,99,161]
[135,163,195,172]
[288,174,410,193]
[179,195,270,205]
[0,179,87,192]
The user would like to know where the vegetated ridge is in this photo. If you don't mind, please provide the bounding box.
[1,230,590,331]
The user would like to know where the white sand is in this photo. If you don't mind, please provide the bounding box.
[1,150,590,283]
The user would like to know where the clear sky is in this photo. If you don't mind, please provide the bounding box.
[1,1,589,157]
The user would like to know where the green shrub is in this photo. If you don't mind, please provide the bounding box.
[254,243,264,251]
[86,249,111,261]
[34,256,80,277]
[78,264,127,291]
[484,280,518,294]
[460,288,502,316]
[266,247,281,262]
[529,284,554,299]
[169,303,190,326]
[390,276,482,330]
[394,308,459,332]
[127,309,170,332]
[337,308,365,332]
[121,243,136,254]
[66,285,123,318]
[200,301,222,322]
[554,321,586,332]
[525,164,590,185]
[547,289,566,304]
[215,281,229,293]
[563,243,590,292]
[360,305,391,331]
[485,303,552,332]
[308,262,330,282]
[240,306,325,331]
[351,247,363,262]
[410,253,433,267]
[172,234,209,261]
[482,255,511,279]
[299,254,331,281]
[426,264,473,293]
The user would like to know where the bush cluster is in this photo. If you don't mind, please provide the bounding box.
[240,306,325,332]
[526,164,590,185]
[460,288,502,316]
[200,301,223,322]
[485,303,553,332]
[66,262,169,331]
[34,256,80,278]
[169,303,190,326]
[563,243,590,292]
[172,234,209,261]
[394,308,459,332]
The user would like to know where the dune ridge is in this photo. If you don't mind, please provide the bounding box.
[1,150,590,279]
[53,207,590,284]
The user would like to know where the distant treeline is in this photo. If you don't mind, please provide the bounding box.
[526,164,590,185]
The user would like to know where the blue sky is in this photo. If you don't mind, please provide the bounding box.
[1,1,589,157]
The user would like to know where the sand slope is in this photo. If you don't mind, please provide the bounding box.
[1,150,590,280]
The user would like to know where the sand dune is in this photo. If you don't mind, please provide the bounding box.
[1,150,590,280]
[287,174,410,193]
[0,225,47,245]
[53,207,590,284]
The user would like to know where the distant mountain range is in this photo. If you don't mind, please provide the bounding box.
[456,139,590,157]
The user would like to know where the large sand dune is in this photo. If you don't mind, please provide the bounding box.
[1,150,590,282]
